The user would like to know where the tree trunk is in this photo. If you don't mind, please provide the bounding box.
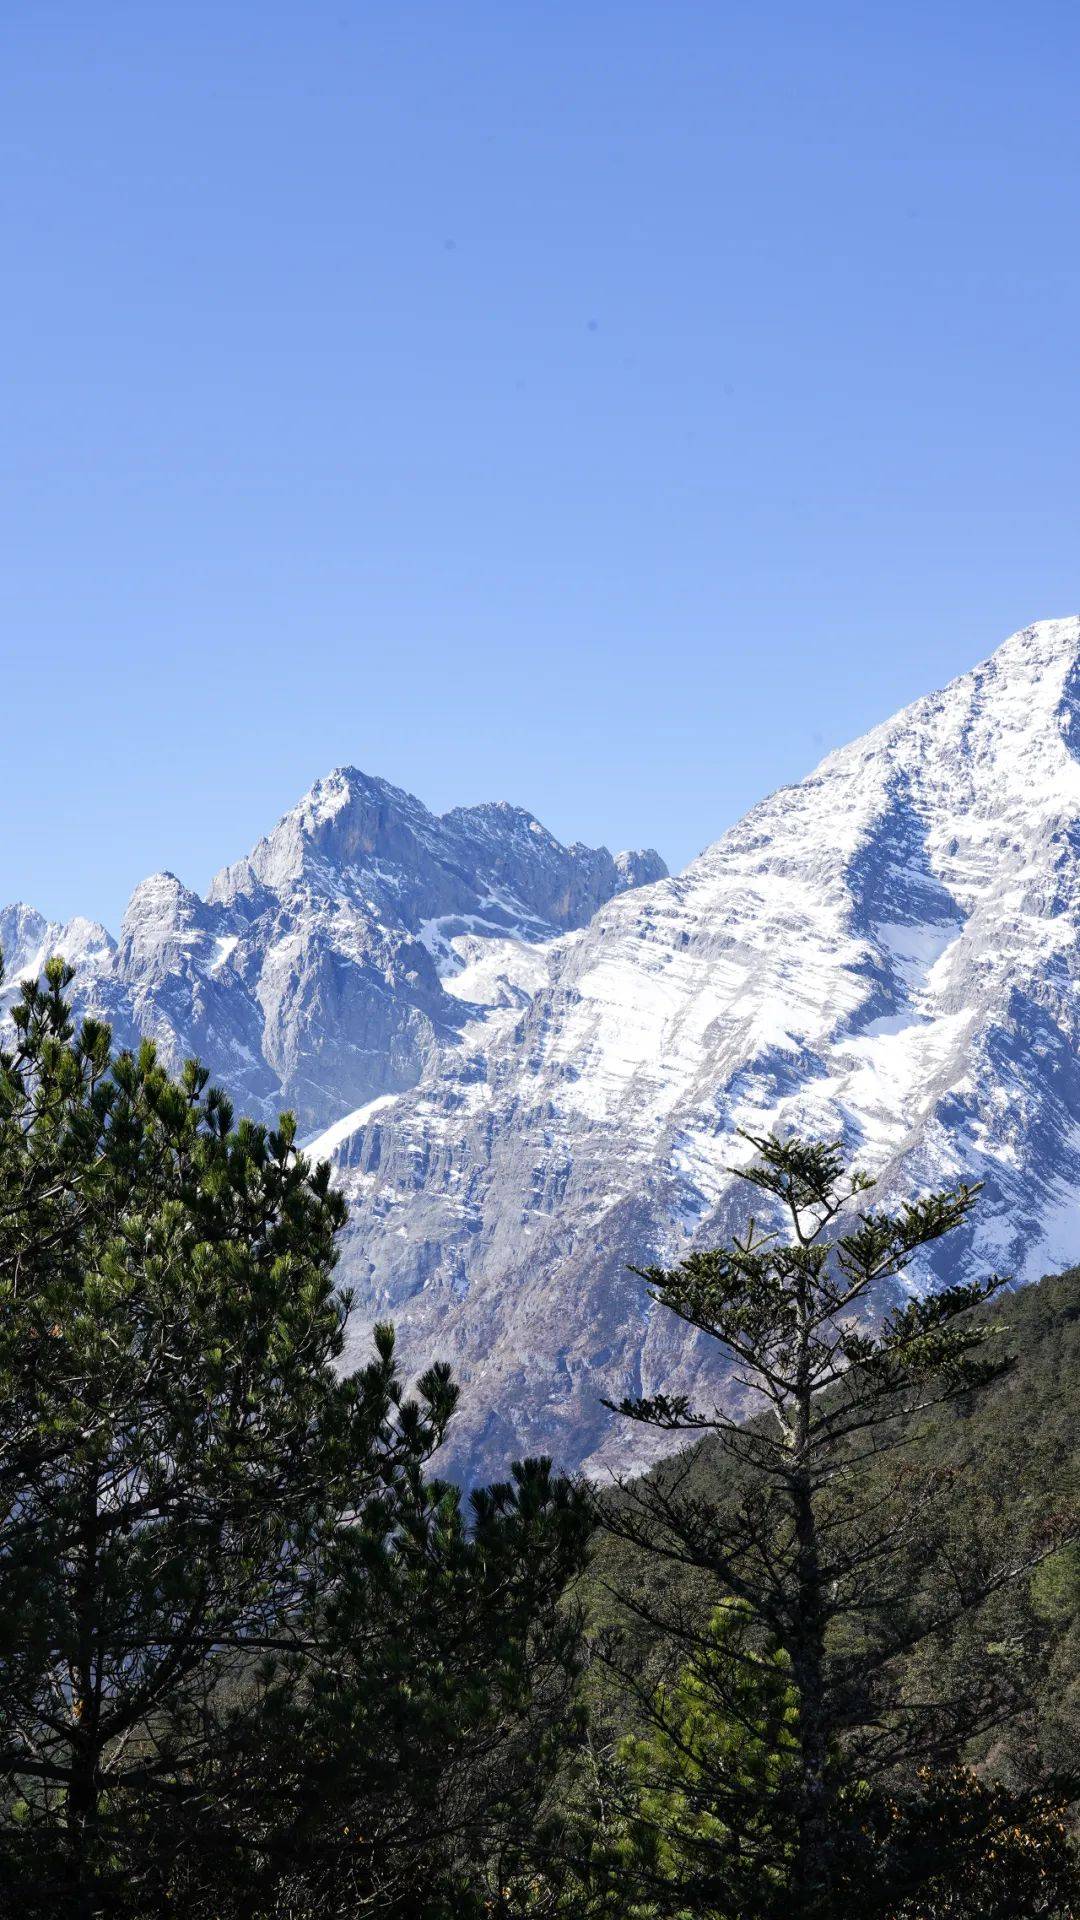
[789,1309,833,1920]
[66,1760,99,1920]
[66,1472,101,1920]
[790,1463,832,1918]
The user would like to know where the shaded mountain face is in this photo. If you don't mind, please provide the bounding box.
[0,770,666,1136]
[306,619,1080,1483]
[8,619,1080,1486]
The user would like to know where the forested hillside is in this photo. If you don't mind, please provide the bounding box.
[590,1263,1080,1785]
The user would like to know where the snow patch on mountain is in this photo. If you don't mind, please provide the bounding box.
[318,619,1080,1481]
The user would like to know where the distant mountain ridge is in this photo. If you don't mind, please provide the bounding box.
[8,619,1080,1485]
[0,769,666,1135]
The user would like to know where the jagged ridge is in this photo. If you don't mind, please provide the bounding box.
[0,769,666,1136]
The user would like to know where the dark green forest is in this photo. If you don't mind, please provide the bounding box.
[2,955,1079,1917]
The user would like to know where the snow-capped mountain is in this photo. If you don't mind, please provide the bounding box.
[0,771,666,1135]
[8,618,1080,1484]
[311,618,1080,1481]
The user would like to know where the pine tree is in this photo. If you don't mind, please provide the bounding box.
[596,1132,1079,1918]
[218,1455,592,1919]
[0,954,592,1918]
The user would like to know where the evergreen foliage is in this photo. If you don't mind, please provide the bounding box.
[0,954,591,1918]
[587,1132,1080,1916]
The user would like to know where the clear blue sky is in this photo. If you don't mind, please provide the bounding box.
[3,1,1079,929]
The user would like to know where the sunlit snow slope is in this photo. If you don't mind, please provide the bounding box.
[316,619,1080,1480]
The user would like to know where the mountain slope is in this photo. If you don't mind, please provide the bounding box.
[317,618,1080,1481]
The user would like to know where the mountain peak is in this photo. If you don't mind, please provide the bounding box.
[315,616,1080,1481]
[4,765,664,1138]
[121,871,213,933]
[768,617,1080,883]
[303,764,426,823]
[987,613,1080,664]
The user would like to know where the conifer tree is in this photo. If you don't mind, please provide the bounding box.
[589,1600,798,1918]
[215,1455,591,1919]
[0,954,591,1918]
[596,1133,1078,1918]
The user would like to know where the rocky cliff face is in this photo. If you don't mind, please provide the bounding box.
[0,769,666,1136]
[9,619,1080,1486]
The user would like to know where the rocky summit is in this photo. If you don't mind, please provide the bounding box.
[8,619,1080,1483]
[0,772,665,1138]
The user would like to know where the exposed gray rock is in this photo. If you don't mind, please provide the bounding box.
[0,769,666,1138]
